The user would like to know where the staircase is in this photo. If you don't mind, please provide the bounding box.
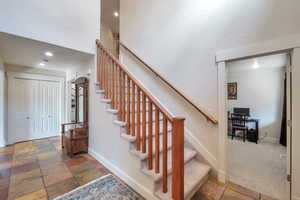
[95,40,211,200]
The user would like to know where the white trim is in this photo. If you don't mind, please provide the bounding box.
[217,61,227,184]
[184,128,218,169]
[88,148,159,200]
[216,42,297,197]
[216,34,300,62]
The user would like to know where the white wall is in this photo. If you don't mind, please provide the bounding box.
[120,0,300,170]
[101,22,117,56]
[0,56,6,147]
[0,0,100,54]
[88,66,159,200]
[227,64,285,143]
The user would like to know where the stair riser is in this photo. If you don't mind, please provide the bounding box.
[141,150,196,183]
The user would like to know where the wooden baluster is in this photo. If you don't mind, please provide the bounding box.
[131,83,136,136]
[97,46,100,84]
[172,118,185,200]
[102,49,105,90]
[112,61,115,109]
[142,93,147,153]
[105,55,109,99]
[126,77,131,134]
[155,106,160,174]
[162,116,168,193]
[136,88,141,151]
[105,54,109,99]
[148,101,153,170]
[109,59,113,100]
[118,68,122,119]
[104,53,108,98]
[115,66,119,111]
[122,72,126,121]
[100,48,104,89]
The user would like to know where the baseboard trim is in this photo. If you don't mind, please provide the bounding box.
[88,148,158,200]
[184,128,218,169]
[217,170,226,184]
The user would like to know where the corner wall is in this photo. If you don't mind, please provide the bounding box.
[0,56,6,147]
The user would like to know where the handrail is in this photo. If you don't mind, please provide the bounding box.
[97,40,176,121]
[96,40,185,200]
[119,42,218,125]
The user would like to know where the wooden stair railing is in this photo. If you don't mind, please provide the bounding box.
[96,40,184,200]
[119,42,218,125]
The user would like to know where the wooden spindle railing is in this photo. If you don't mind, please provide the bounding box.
[96,40,185,200]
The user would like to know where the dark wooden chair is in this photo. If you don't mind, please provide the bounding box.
[61,77,89,157]
[231,113,248,142]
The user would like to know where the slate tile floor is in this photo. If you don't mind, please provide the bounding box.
[0,136,276,200]
[192,176,277,200]
[0,137,109,200]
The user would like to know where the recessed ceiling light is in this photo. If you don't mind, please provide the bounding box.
[39,63,45,67]
[45,51,53,57]
[253,60,260,69]
[114,12,119,17]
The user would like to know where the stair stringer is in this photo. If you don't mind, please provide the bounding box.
[89,88,159,200]
[91,87,211,200]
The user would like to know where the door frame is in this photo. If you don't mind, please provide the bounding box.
[216,35,300,200]
[7,72,66,144]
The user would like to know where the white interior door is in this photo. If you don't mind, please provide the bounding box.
[8,77,61,143]
[39,80,60,137]
[9,78,30,143]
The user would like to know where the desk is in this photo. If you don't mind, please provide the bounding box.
[228,117,259,143]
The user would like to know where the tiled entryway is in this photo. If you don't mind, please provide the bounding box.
[0,136,276,200]
[0,137,110,200]
[192,176,276,200]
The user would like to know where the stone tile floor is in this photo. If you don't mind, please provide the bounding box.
[192,176,276,200]
[0,136,276,200]
[0,137,110,200]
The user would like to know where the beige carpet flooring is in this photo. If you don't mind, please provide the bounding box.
[227,139,287,200]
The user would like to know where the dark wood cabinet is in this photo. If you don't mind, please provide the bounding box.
[62,77,89,156]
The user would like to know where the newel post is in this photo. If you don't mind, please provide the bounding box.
[172,117,185,200]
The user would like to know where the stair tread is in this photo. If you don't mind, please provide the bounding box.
[154,160,211,199]
[141,147,197,182]
[129,132,173,160]
[120,127,172,142]
[113,118,165,128]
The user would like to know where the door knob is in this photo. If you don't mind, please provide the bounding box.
[26,117,30,119]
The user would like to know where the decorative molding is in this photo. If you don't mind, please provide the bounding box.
[184,128,218,169]
[217,62,228,184]
[88,148,159,200]
[216,34,300,62]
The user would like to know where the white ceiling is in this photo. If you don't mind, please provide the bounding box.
[0,32,94,72]
[227,53,288,72]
